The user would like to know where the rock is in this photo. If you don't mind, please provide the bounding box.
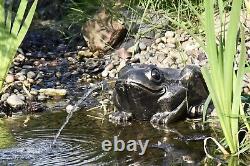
[105,63,114,71]
[30,88,38,96]
[165,31,175,38]
[155,38,161,44]
[17,94,25,101]
[15,73,26,81]
[109,69,117,78]
[82,8,127,52]
[139,42,147,50]
[165,43,176,48]
[157,53,166,62]
[78,50,93,58]
[0,112,5,118]
[15,54,25,62]
[1,93,10,102]
[157,43,165,50]
[7,94,25,108]
[182,41,199,52]
[160,48,170,54]
[93,51,100,58]
[116,60,126,72]
[66,104,74,113]
[116,48,131,59]
[39,88,67,96]
[127,44,139,55]
[113,60,120,66]
[101,70,109,78]
[55,71,62,78]
[5,74,14,83]
[130,57,140,63]
[22,65,33,69]
[38,95,47,101]
[161,37,167,43]
[167,37,176,44]
[27,71,36,79]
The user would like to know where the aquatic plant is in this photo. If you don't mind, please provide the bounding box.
[0,0,38,91]
[201,0,250,154]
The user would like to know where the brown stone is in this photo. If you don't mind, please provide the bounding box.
[82,9,127,52]
[116,47,131,59]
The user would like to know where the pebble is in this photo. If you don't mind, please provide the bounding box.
[157,43,165,50]
[105,63,114,71]
[165,43,176,48]
[56,71,62,78]
[161,37,167,43]
[165,31,175,38]
[7,94,25,108]
[109,69,117,78]
[0,112,5,118]
[127,44,139,55]
[22,65,33,69]
[1,93,10,102]
[66,104,74,113]
[15,54,25,62]
[167,37,176,44]
[157,53,166,62]
[113,60,120,66]
[116,60,126,72]
[5,74,14,83]
[117,48,131,59]
[155,38,161,44]
[30,89,38,95]
[93,51,100,58]
[102,70,109,78]
[15,73,26,81]
[139,42,147,50]
[78,50,93,58]
[38,95,47,101]
[27,71,36,79]
[155,32,161,38]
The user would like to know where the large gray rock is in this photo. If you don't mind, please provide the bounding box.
[6,94,25,108]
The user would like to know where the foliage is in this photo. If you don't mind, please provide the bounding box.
[0,0,38,92]
[201,0,250,154]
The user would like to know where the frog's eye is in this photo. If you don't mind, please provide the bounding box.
[150,68,162,82]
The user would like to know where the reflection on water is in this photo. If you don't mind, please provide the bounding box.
[0,111,211,165]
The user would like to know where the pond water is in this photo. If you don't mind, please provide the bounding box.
[0,110,212,165]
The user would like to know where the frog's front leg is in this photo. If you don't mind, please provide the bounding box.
[150,99,187,125]
[109,90,133,124]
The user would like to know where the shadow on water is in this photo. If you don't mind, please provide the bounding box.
[0,109,213,165]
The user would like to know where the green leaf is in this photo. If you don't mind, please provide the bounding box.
[12,0,28,36]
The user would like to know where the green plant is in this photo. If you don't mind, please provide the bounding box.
[0,0,38,92]
[201,0,249,154]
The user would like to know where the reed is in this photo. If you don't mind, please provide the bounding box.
[0,0,38,91]
[201,0,249,154]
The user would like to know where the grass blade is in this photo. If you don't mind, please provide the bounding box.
[11,0,28,36]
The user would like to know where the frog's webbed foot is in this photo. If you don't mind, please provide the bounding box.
[187,101,214,118]
[109,111,133,124]
[150,100,187,125]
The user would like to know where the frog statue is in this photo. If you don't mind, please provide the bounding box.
[109,64,209,125]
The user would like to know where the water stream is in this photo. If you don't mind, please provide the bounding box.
[52,82,104,145]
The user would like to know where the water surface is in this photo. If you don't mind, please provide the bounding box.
[0,110,210,165]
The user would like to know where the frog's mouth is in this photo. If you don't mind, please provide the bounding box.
[128,81,165,94]
[116,79,165,94]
